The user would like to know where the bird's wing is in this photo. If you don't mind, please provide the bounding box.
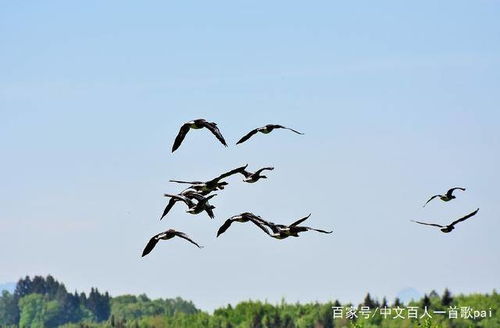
[169,179,203,185]
[290,214,311,227]
[171,123,192,152]
[423,195,440,207]
[202,121,227,146]
[174,231,203,248]
[204,206,215,219]
[411,220,444,228]
[159,198,177,220]
[236,128,259,144]
[446,187,466,198]
[304,227,333,234]
[216,219,234,237]
[163,194,194,207]
[278,125,304,135]
[254,167,274,175]
[249,217,272,234]
[214,164,248,182]
[450,208,479,226]
[141,236,160,257]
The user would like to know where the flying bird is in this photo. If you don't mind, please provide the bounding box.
[238,166,274,183]
[142,229,203,257]
[423,187,466,207]
[262,214,333,239]
[216,212,271,237]
[169,164,247,193]
[411,208,479,233]
[236,124,304,145]
[162,193,217,219]
[172,119,227,152]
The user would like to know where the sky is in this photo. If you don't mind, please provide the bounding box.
[1,1,499,311]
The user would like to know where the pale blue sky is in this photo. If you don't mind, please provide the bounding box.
[1,1,499,311]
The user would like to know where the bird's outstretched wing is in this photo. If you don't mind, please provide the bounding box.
[201,121,227,147]
[411,220,444,228]
[172,123,192,152]
[215,164,248,182]
[446,187,466,198]
[163,194,195,207]
[205,206,215,219]
[174,231,204,248]
[423,195,440,207]
[255,167,274,175]
[450,208,479,226]
[236,128,259,144]
[160,198,177,220]
[249,217,272,234]
[216,219,234,237]
[141,236,160,257]
[290,214,311,227]
[271,125,304,135]
[305,227,333,234]
[169,179,203,185]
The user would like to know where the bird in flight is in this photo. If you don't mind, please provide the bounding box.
[216,212,271,237]
[238,165,274,183]
[411,208,479,233]
[169,164,247,194]
[162,193,217,219]
[142,229,203,257]
[423,187,466,207]
[236,124,304,145]
[172,119,227,152]
[261,214,333,239]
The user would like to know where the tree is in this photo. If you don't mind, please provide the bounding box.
[0,291,19,326]
[441,288,453,306]
[362,293,376,308]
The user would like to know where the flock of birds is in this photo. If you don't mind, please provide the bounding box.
[141,119,480,257]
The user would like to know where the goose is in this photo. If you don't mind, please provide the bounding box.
[411,208,479,233]
[239,166,274,183]
[216,212,271,237]
[142,229,203,257]
[159,189,210,220]
[169,164,247,193]
[172,119,227,152]
[161,193,216,219]
[236,124,304,144]
[423,187,466,207]
[263,214,333,239]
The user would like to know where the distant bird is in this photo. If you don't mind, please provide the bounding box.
[216,212,271,237]
[236,124,304,145]
[238,166,274,183]
[169,165,247,193]
[162,193,217,219]
[411,208,479,233]
[263,214,333,239]
[172,119,227,152]
[423,187,466,207]
[142,229,203,257]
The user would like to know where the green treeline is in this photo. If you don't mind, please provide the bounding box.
[0,275,498,328]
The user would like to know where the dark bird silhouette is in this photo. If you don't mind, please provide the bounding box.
[238,166,274,183]
[159,189,202,220]
[216,212,271,237]
[172,119,227,152]
[423,187,466,207]
[262,214,333,239]
[142,229,203,257]
[169,164,247,193]
[236,124,304,145]
[411,208,479,233]
[162,193,217,219]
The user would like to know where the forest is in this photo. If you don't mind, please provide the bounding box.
[0,275,497,328]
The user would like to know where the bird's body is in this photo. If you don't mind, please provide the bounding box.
[216,212,270,237]
[142,229,203,257]
[423,187,466,207]
[411,208,479,233]
[169,165,247,193]
[162,193,216,219]
[262,214,333,239]
[239,166,274,183]
[236,124,304,144]
[172,119,227,152]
